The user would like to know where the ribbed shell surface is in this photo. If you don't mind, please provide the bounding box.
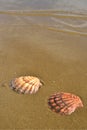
[48,92,83,115]
[10,76,42,94]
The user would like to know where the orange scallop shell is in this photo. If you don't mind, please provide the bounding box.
[48,92,83,115]
[10,76,43,94]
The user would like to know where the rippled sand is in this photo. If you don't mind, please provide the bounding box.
[0,10,87,129]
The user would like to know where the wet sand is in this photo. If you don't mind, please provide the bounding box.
[0,23,87,129]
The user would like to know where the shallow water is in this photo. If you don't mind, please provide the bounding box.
[0,0,87,130]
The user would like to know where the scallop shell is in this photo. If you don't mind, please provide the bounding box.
[48,92,83,115]
[10,76,43,94]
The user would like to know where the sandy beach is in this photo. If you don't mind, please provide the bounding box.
[0,21,87,129]
[0,0,87,129]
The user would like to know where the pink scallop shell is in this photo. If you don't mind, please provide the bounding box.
[48,92,83,115]
[10,76,43,94]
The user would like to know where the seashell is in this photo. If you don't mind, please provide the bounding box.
[10,76,43,94]
[48,92,83,115]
